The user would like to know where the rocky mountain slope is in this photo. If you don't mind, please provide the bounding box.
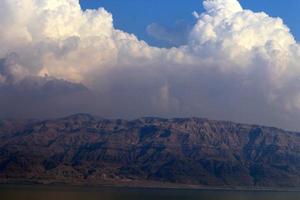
[1,114,300,188]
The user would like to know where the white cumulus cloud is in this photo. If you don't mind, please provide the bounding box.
[1,0,300,130]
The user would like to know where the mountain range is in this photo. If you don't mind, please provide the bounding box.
[1,113,300,188]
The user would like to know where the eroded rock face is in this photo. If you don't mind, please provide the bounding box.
[1,113,300,187]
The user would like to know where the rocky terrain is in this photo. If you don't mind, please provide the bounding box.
[1,113,300,188]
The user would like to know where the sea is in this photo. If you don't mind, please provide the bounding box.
[1,185,300,200]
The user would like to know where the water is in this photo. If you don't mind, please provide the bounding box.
[0,185,300,200]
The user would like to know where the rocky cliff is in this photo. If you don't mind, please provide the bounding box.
[1,114,300,188]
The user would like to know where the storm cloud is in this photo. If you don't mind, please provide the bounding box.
[1,0,300,130]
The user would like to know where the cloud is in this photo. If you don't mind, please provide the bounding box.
[146,20,193,47]
[0,54,29,84]
[1,0,300,130]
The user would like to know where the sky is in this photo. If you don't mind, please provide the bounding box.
[1,0,300,131]
[80,0,300,47]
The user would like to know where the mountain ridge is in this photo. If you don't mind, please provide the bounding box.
[1,114,300,188]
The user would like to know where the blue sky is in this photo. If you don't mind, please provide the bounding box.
[80,0,300,47]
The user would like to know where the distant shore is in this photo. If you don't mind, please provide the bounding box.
[1,179,300,192]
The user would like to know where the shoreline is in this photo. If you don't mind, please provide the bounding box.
[1,179,300,193]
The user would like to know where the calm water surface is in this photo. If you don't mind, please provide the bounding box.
[0,185,300,200]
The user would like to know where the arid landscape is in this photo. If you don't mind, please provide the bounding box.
[1,114,300,188]
[2,0,300,199]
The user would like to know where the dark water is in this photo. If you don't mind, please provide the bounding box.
[1,185,300,200]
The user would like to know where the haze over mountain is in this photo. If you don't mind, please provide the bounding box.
[1,114,300,188]
[1,0,300,130]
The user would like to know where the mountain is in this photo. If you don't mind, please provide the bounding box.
[1,113,300,188]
